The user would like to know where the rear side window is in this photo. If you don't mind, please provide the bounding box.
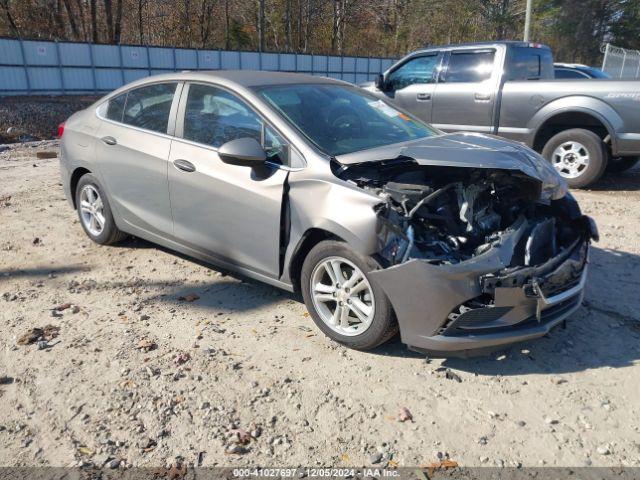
[105,93,126,122]
[122,83,177,134]
[508,47,554,80]
[444,50,495,83]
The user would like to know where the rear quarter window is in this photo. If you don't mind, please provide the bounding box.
[508,47,554,80]
[105,93,126,122]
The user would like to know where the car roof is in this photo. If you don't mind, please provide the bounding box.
[554,63,591,69]
[120,70,350,89]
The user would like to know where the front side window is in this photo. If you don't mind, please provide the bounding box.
[386,55,439,90]
[122,83,177,134]
[183,84,290,165]
[183,84,263,148]
[444,50,495,83]
[257,84,436,156]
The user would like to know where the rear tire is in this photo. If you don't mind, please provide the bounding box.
[300,240,398,350]
[75,173,126,245]
[606,155,639,173]
[542,128,607,188]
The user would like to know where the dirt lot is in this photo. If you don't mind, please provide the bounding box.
[1,141,639,470]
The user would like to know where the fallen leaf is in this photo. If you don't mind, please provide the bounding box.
[178,293,200,302]
[427,459,459,475]
[173,352,191,365]
[77,446,94,456]
[303,312,310,317]
[445,370,462,383]
[136,338,157,352]
[228,428,252,444]
[388,460,399,468]
[17,325,60,345]
[53,302,72,311]
[340,453,350,462]
[398,406,413,422]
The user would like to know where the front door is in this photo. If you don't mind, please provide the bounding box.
[383,53,441,123]
[95,82,180,236]
[168,83,289,277]
[431,49,499,133]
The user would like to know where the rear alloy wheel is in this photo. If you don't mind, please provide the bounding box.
[542,128,607,188]
[75,173,126,245]
[606,155,639,173]
[301,240,397,350]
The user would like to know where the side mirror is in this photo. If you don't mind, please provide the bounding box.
[375,74,387,91]
[218,137,267,166]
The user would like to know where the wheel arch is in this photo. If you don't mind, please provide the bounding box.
[70,167,92,209]
[287,228,346,293]
[528,96,623,153]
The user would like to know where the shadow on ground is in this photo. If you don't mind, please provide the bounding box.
[587,164,640,192]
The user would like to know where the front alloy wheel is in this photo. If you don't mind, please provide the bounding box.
[310,256,375,336]
[300,240,397,350]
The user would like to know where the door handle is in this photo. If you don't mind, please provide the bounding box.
[173,159,196,173]
[416,93,431,101]
[474,92,491,101]
[101,136,117,145]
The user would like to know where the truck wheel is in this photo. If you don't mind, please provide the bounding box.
[300,240,398,350]
[542,129,607,188]
[607,155,638,173]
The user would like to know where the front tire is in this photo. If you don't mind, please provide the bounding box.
[300,240,397,350]
[75,173,126,245]
[542,128,607,188]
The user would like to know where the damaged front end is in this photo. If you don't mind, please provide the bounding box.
[334,151,597,355]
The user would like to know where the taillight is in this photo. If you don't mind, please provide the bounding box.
[57,122,65,138]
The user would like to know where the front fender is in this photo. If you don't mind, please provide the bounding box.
[281,177,381,284]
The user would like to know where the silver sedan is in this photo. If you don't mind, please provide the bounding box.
[59,71,597,356]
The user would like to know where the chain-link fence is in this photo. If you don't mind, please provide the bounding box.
[601,43,640,79]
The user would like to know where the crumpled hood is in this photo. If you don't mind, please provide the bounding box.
[336,132,567,200]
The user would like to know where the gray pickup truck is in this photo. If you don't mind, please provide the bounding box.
[363,41,640,187]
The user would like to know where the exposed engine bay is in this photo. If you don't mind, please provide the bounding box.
[334,157,595,271]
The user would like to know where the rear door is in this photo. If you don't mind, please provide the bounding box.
[431,48,499,133]
[167,82,290,278]
[383,53,441,123]
[95,82,181,236]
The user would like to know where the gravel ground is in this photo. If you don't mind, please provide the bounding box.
[0,141,639,470]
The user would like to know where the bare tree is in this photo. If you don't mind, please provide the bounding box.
[90,0,98,43]
[258,0,265,51]
[1,0,20,37]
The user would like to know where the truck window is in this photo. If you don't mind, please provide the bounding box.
[507,47,554,80]
[386,55,439,90]
[443,50,495,83]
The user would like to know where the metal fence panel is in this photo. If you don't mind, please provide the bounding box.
[92,44,120,67]
[175,49,198,69]
[0,39,395,95]
[59,43,91,66]
[149,47,174,69]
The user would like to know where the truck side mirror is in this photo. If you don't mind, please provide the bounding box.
[375,74,387,91]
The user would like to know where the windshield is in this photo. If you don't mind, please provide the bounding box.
[255,84,437,156]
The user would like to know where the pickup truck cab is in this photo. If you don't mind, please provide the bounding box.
[363,41,640,187]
